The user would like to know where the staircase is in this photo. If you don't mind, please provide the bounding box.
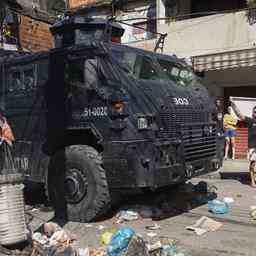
[235,128,248,159]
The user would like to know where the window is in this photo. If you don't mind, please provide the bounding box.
[8,65,36,93]
[191,0,246,18]
[112,48,160,81]
[9,71,22,92]
[65,59,84,85]
[136,56,160,80]
[24,68,35,90]
[157,58,197,86]
[112,49,137,76]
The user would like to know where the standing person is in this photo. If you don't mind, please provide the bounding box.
[231,101,256,187]
[215,99,224,132]
[223,106,237,160]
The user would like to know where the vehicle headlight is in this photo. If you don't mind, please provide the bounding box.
[138,116,148,130]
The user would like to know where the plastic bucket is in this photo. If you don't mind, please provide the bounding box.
[0,174,27,245]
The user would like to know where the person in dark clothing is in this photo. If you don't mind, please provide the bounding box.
[231,101,256,187]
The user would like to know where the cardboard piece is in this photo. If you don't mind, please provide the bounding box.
[186,216,223,236]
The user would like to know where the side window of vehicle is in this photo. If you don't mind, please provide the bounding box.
[24,67,36,90]
[112,49,136,76]
[135,56,159,80]
[8,65,36,93]
[9,70,22,92]
[64,58,84,85]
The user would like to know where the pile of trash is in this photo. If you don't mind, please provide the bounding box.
[97,227,190,256]
[0,223,191,256]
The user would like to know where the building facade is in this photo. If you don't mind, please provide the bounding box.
[0,0,61,52]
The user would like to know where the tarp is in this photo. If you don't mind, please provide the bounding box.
[192,47,256,72]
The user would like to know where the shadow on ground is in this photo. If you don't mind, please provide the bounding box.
[220,171,251,185]
[24,180,217,224]
[103,181,217,222]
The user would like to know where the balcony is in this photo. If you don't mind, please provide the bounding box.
[126,10,256,58]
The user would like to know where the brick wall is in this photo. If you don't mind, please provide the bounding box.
[69,0,97,9]
[19,15,53,52]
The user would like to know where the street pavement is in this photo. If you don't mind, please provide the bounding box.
[27,160,256,256]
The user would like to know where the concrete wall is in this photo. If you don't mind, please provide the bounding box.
[158,10,256,58]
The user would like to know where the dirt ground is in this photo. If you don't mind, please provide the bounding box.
[26,174,256,256]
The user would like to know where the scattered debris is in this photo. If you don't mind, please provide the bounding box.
[125,235,149,256]
[161,243,177,256]
[32,232,48,245]
[223,197,234,204]
[78,248,90,256]
[145,224,161,231]
[90,248,106,256]
[208,199,229,214]
[31,208,39,212]
[146,241,162,252]
[250,206,256,220]
[98,225,106,231]
[49,229,76,247]
[146,232,158,238]
[107,227,135,256]
[100,230,116,246]
[116,210,139,222]
[43,222,62,237]
[186,216,223,236]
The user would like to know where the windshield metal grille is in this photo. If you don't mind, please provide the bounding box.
[182,124,216,162]
[159,110,208,137]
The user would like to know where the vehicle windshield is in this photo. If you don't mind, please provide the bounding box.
[111,48,162,81]
[111,47,201,87]
[157,58,199,87]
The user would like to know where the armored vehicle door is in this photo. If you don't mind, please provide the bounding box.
[2,57,49,182]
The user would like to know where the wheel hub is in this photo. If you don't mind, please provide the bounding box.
[64,168,88,204]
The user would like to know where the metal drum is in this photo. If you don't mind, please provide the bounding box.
[0,174,27,245]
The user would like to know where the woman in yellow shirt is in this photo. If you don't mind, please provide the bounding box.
[223,106,237,160]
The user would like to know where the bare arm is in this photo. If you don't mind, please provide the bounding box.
[231,101,245,120]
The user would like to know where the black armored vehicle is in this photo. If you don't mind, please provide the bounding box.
[0,17,224,222]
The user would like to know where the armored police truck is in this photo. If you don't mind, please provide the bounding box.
[0,17,224,222]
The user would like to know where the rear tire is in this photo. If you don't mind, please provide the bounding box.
[47,145,110,222]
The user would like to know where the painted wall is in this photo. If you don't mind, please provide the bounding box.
[158,10,256,58]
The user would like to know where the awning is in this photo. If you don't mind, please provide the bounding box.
[192,47,256,72]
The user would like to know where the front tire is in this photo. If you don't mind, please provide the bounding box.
[48,145,110,222]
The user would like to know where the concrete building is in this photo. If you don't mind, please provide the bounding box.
[0,0,59,52]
